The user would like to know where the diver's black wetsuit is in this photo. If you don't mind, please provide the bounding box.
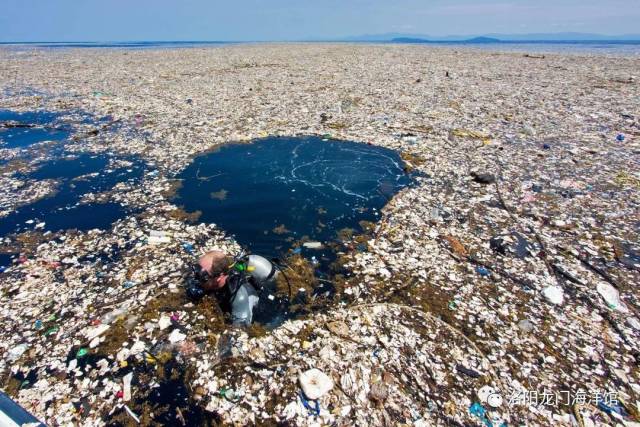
[188,254,276,326]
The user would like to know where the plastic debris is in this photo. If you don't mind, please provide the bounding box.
[517,319,534,333]
[122,373,133,402]
[299,369,334,400]
[596,282,628,312]
[218,387,241,403]
[542,285,564,305]
[168,329,186,343]
[475,266,490,276]
[181,242,195,254]
[469,402,492,427]
[7,344,28,362]
[158,315,172,330]
[44,326,59,336]
[122,281,137,290]
[86,324,110,340]
[147,230,171,245]
[299,390,321,416]
[302,241,323,249]
[122,404,140,423]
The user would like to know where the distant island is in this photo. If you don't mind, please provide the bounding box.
[392,36,501,44]
[340,32,640,43]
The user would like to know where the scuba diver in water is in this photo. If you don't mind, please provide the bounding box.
[186,250,279,326]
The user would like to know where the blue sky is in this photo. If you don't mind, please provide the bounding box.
[1,0,639,41]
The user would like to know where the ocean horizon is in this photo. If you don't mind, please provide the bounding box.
[1,39,640,55]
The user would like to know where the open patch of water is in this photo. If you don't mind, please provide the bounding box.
[0,109,116,150]
[0,109,147,238]
[176,136,413,327]
[0,110,72,148]
[0,153,145,238]
[177,136,412,260]
[0,253,15,271]
[28,153,110,180]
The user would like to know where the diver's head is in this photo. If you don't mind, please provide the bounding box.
[198,250,232,290]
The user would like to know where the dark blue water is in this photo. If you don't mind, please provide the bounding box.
[0,110,71,148]
[0,253,15,271]
[0,108,147,238]
[5,202,127,236]
[1,153,144,237]
[28,154,109,180]
[176,136,412,260]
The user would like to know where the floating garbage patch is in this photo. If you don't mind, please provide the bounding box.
[1,151,145,238]
[177,136,413,264]
[2,45,639,427]
[0,110,146,242]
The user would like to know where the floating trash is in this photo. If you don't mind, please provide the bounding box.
[476,266,490,276]
[2,44,639,427]
[542,285,565,305]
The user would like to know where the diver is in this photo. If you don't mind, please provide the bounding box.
[186,250,278,326]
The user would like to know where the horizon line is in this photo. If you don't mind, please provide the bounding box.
[3,38,640,44]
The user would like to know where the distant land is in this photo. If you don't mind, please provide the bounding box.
[393,36,501,44]
[339,32,640,43]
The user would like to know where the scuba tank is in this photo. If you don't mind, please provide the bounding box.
[231,254,278,290]
[246,254,278,287]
